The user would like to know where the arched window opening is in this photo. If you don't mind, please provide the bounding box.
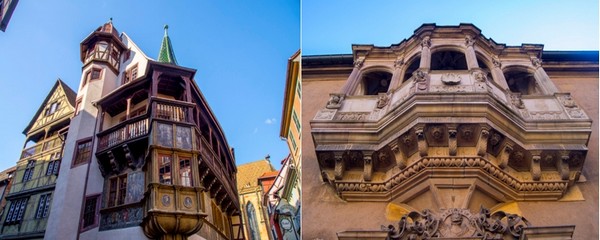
[431,51,467,70]
[476,56,494,82]
[403,57,420,82]
[246,202,260,240]
[504,70,539,95]
[362,71,392,95]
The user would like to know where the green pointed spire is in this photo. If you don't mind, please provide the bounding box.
[158,25,178,65]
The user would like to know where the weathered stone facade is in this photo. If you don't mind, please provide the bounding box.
[303,24,598,239]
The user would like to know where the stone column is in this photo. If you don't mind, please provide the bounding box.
[363,151,374,181]
[389,57,404,90]
[464,35,479,70]
[490,56,510,90]
[419,36,432,70]
[340,57,365,95]
[531,57,559,94]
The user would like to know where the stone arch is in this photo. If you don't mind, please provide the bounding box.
[355,66,393,95]
[401,53,422,83]
[502,65,540,95]
[429,46,468,70]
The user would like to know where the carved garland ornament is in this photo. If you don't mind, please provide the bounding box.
[332,157,567,194]
[383,207,530,240]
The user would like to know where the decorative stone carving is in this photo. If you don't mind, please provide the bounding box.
[364,151,374,181]
[421,36,431,48]
[459,125,475,141]
[390,140,407,170]
[334,152,345,180]
[335,112,370,121]
[489,132,502,147]
[377,93,390,109]
[314,109,336,120]
[561,95,577,108]
[394,57,405,68]
[383,207,530,240]
[531,153,542,181]
[440,73,462,85]
[413,70,429,92]
[471,70,487,82]
[509,93,525,109]
[430,126,444,141]
[492,55,502,68]
[498,144,513,169]
[530,57,542,68]
[354,56,365,68]
[557,152,570,180]
[448,129,457,156]
[465,35,475,47]
[416,128,428,157]
[326,93,345,109]
[477,129,490,156]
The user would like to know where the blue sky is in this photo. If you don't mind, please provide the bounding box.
[0,1,299,171]
[303,1,599,55]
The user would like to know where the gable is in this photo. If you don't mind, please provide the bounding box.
[24,80,77,135]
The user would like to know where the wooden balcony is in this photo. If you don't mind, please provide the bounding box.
[152,97,194,123]
[198,136,237,205]
[97,117,149,152]
[20,135,63,160]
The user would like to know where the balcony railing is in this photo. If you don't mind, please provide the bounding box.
[98,117,149,151]
[152,98,193,123]
[20,136,63,160]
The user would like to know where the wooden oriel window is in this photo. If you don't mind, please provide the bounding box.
[179,158,192,186]
[81,195,100,231]
[117,175,127,205]
[22,160,36,182]
[107,177,117,207]
[158,154,172,184]
[72,138,92,167]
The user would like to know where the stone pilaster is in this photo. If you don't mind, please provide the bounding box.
[389,57,404,90]
[490,55,510,90]
[448,127,457,156]
[464,35,479,70]
[531,57,559,94]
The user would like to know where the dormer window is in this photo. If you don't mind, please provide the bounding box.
[362,71,392,95]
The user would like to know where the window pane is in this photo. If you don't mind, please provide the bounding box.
[176,126,192,150]
[159,154,172,184]
[74,140,92,165]
[179,158,192,186]
[117,175,127,205]
[157,123,173,147]
[83,196,97,228]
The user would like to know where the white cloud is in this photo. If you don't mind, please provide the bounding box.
[265,118,276,125]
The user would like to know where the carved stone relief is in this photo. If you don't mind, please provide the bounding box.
[335,112,370,121]
[492,56,502,68]
[377,93,390,109]
[421,36,431,48]
[326,93,345,109]
[440,73,462,85]
[383,207,530,240]
[314,109,337,120]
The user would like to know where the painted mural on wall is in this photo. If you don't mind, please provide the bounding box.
[99,205,143,231]
[176,126,192,150]
[125,170,144,204]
